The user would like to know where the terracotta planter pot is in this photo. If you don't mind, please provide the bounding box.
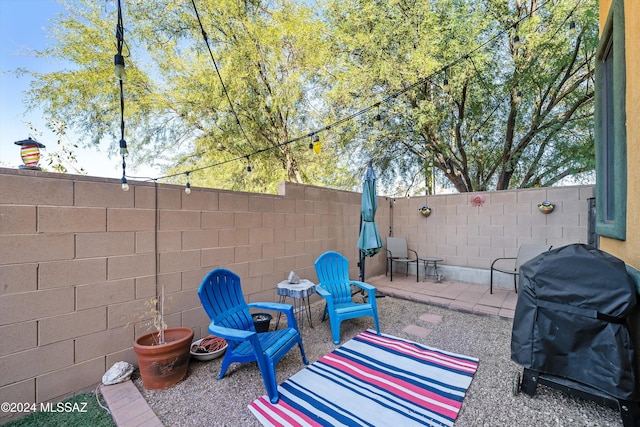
[134,327,194,390]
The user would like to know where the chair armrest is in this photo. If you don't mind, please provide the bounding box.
[349,280,376,292]
[248,301,294,314]
[386,249,393,258]
[491,257,517,271]
[314,286,331,298]
[408,248,419,260]
[208,322,254,341]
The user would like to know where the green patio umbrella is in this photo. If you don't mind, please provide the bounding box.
[357,162,383,281]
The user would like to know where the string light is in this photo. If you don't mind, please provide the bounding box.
[513,35,521,49]
[121,174,129,191]
[185,172,191,194]
[114,54,126,81]
[149,0,575,189]
[515,89,522,103]
[569,20,576,34]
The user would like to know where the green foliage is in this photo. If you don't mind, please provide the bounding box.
[23,0,597,194]
[323,0,598,193]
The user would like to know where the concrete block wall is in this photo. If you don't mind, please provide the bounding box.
[0,167,592,416]
[0,168,379,420]
[388,185,594,286]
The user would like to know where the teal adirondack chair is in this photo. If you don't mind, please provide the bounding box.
[198,268,309,403]
[314,251,381,344]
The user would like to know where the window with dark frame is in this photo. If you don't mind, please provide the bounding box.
[595,0,626,241]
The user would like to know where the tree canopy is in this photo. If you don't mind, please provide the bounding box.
[22,0,598,194]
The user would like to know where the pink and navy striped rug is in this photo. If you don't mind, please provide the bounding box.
[248,330,479,426]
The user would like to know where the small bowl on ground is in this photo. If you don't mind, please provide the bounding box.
[190,335,227,361]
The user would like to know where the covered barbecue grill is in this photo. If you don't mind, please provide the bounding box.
[511,244,640,426]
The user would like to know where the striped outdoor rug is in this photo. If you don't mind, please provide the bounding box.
[248,330,479,427]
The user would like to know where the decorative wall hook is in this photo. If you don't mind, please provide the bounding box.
[538,201,555,214]
[418,206,432,217]
[470,193,485,207]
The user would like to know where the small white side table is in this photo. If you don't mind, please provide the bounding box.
[275,279,316,329]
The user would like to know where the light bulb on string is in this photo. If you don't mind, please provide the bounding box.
[443,77,450,93]
[515,90,522,103]
[569,21,576,34]
[246,156,252,173]
[513,35,521,50]
[119,139,128,156]
[312,134,321,154]
[185,172,191,194]
[114,54,126,81]
[121,175,129,191]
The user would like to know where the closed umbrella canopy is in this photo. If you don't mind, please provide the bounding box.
[357,163,383,258]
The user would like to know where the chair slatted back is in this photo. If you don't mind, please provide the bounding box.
[386,237,409,258]
[314,251,353,304]
[198,268,256,334]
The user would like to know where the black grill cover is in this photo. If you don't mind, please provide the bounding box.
[511,244,638,400]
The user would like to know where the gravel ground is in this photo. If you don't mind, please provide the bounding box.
[133,297,624,426]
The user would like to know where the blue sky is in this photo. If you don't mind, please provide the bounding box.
[0,0,155,178]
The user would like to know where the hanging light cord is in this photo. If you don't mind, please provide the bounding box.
[190,0,255,151]
[129,0,573,184]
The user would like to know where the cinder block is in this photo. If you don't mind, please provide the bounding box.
[75,232,135,258]
[219,192,249,211]
[181,307,209,330]
[488,190,517,204]
[38,207,105,233]
[158,250,200,274]
[248,195,275,213]
[36,357,105,403]
[0,379,35,420]
[157,272,182,294]
[0,205,36,234]
[284,213,305,227]
[249,228,274,245]
[0,340,73,387]
[107,253,155,280]
[260,242,284,258]
[0,234,74,264]
[0,263,37,295]
[235,211,262,228]
[0,321,37,356]
[159,210,201,231]
[262,212,285,228]
[107,208,155,232]
[274,198,296,213]
[201,247,235,268]
[75,180,134,208]
[296,199,314,214]
[0,288,74,325]
[76,278,135,310]
[39,307,107,345]
[131,184,155,209]
[75,327,132,363]
[285,241,305,256]
[134,275,156,300]
[107,299,148,329]
[156,186,182,209]
[516,188,546,203]
[274,227,295,242]
[39,258,107,289]
[182,230,218,250]
[181,268,209,291]
[219,228,248,247]
[234,245,262,263]
[106,347,137,369]
[248,259,274,278]
[182,189,219,211]
[201,211,235,229]
[0,173,73,206]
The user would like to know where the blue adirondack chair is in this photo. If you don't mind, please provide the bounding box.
[314,251,381,344]
[197,268,309,403]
